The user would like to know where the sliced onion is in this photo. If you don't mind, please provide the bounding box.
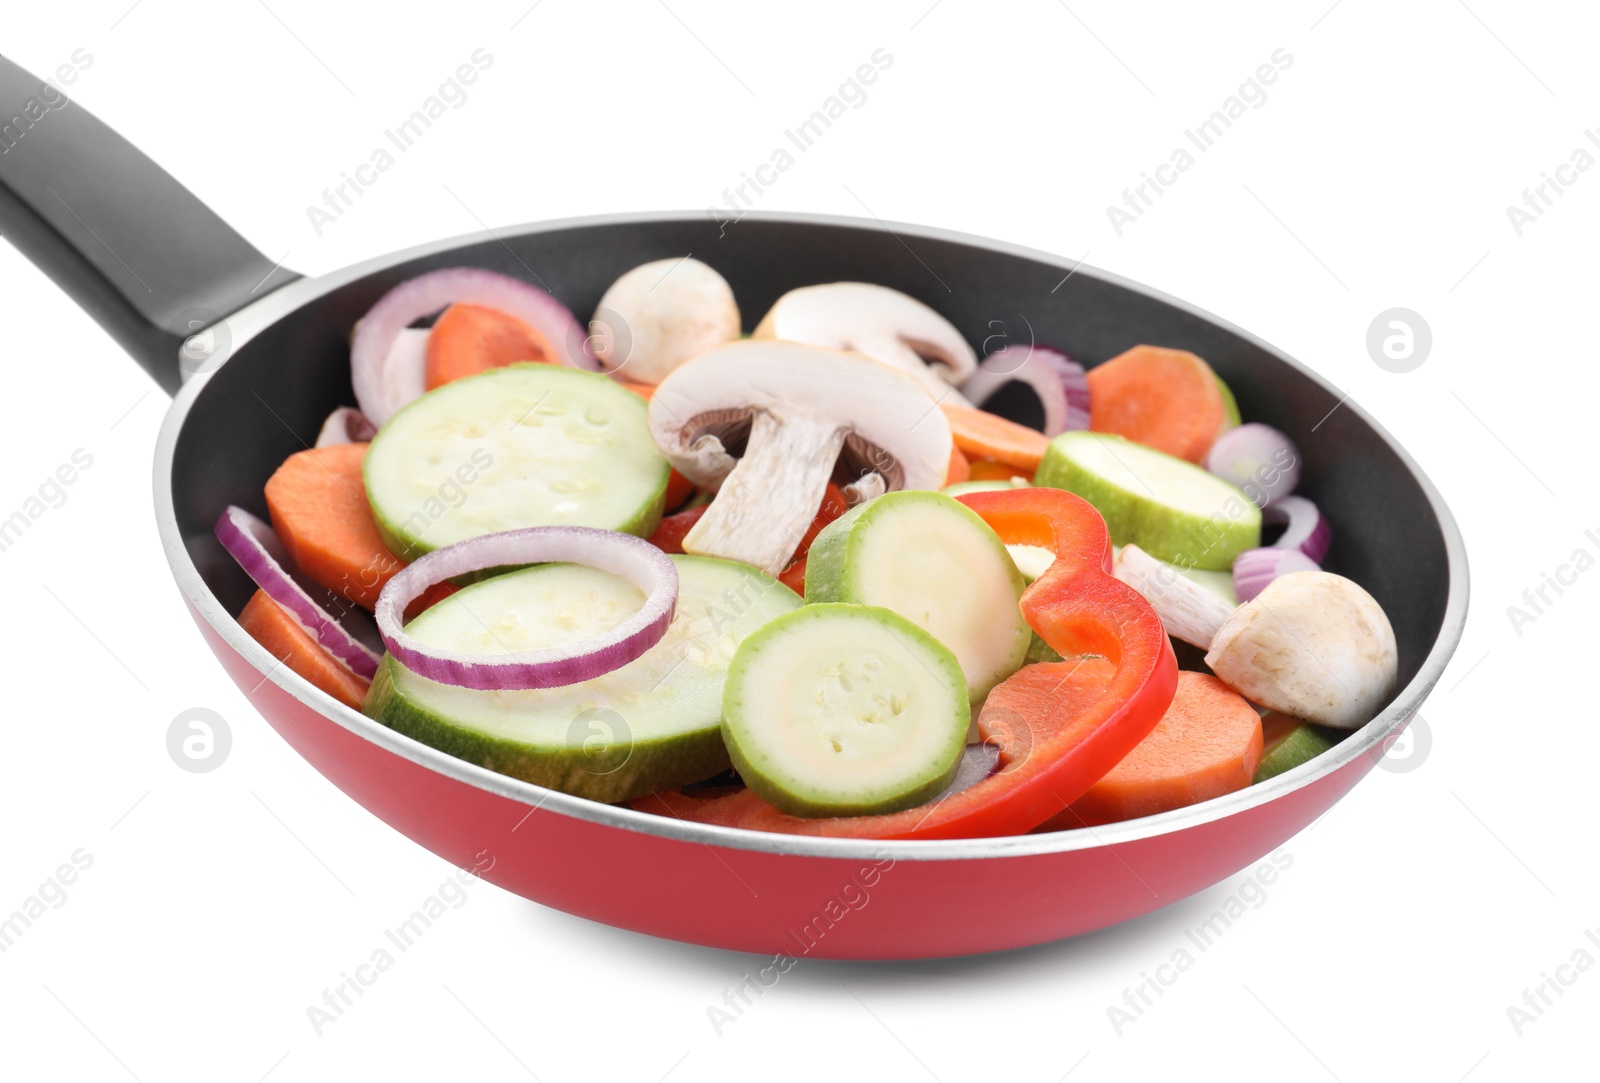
[960,345,1089,435]
[1206,423,1300,507]
[351,267,593,427]
[1263,495,1331,564]
[1233,547,1321,603]
[315,406,377,447]
[215,506,381,680]
[375,527,678,691]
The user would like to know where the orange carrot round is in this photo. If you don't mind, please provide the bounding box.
[237,589,371,710]
[945,444,971,486]
[1047,671,1263,828]
[968,457,1030,482]
[424,303,553,389]
[941,403,1051,472]
[1085,345,1228,463]
[264,443,402,610]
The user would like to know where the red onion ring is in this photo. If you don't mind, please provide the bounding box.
[1206,422,1300,507]
[315,406,376,447]
[1263,495,1331,564]
[351,267,593,427]
[375,527,678,691]
[215,506,381,680]
[1232,546,1320,603]
[960,345,1089,435]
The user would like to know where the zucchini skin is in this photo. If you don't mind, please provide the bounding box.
[364,658,732,804]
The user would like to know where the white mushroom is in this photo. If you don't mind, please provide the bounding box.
[752,282,977,403]
[590,258,740,383]
[648,340,952,575]
[1206,571,1398,730]
[1114,548,1398,730]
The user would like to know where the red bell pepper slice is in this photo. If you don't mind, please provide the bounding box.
[632,487,1178,840]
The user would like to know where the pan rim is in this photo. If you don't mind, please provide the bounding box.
[153,208,1470,863]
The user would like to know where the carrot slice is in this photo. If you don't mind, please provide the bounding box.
[1085,345,1227,463]
[237,589,370,710]
[968,457,1030,482]
[424,303,553,390]
[619,380,657,401]
[1044,671,1262,828]
[945,444,971,486]
[264,443,402,610]
[941,404,1051,472]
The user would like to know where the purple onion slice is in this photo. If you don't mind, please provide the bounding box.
[350,267,592,426]
[960,344,1089,435]
[374,527,678,691]
[215,506,381,680]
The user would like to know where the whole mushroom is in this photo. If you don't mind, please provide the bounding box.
[1113,547,1398,730]
[590,258,740,383]
[1206,570,1398,730]
[752,282,978,403]
[647,340,953,575]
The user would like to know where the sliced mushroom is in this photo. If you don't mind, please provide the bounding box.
[1206,570,1398,730]
[648,340,952,575]
[591,258,740,383]
[752,282,977,403]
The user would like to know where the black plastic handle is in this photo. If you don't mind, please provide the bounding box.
[0,56,299,394]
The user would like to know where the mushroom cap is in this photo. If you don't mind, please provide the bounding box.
[592,258,740,383]
[647,339,953,491]
[752,282,978,390]
[1205,570,1398,729]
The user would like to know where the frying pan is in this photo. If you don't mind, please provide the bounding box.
[0,56,1467,959]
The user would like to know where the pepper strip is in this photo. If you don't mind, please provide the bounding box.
[632,488,1177,840]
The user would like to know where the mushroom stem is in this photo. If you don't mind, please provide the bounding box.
[682,410,845,575]
[843,472,886,506]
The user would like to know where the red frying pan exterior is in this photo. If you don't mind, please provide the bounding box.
[196,608,1388,958]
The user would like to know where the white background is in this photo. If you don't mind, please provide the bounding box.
[2,2,1594,1080]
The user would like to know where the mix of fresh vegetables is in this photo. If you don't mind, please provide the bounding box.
[216,256,1399,842]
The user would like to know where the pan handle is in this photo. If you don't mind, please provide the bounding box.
[0,56,300,394]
